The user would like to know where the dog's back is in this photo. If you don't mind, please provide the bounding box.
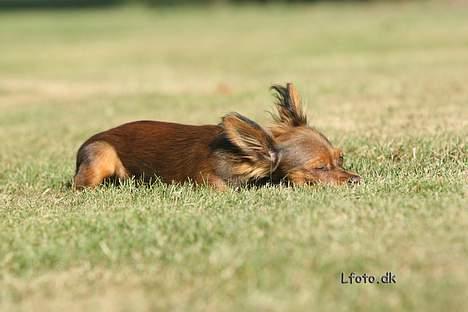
[75,121,223,188]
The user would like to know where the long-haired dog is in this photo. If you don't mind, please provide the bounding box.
[74,83,360,190]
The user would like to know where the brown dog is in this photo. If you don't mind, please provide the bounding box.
[73,83,359,190]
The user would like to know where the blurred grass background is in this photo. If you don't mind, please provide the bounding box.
[0,0,467,311]
[0,0,424,9]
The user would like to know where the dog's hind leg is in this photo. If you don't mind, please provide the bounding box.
[74,141,128,190]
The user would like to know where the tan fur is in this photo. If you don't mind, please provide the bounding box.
[287,83,301,112]
[74,141,128,190]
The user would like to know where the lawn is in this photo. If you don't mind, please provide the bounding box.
[0,1,467,311]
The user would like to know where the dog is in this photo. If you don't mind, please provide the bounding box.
[73,83,360,190]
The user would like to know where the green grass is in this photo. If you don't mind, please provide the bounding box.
[0,2,467,311]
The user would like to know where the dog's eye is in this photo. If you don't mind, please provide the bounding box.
[316,166,328,171]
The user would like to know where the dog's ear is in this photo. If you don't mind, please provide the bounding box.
[222,113,281,174]
[270,83,307,128]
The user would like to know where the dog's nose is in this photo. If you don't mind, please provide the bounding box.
[348,175,361,185]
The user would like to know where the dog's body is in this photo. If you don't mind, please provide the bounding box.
[74,116,280,190]
[74,83,360,190]
[75,121,222,188]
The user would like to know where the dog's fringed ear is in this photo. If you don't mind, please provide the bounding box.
[222,113,281,176]
[270,83,307,127]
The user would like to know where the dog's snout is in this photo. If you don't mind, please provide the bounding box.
[348,175,361,185]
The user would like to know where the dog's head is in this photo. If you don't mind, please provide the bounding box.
[269,83,360,185]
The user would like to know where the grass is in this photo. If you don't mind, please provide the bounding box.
[0,1,467,311]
